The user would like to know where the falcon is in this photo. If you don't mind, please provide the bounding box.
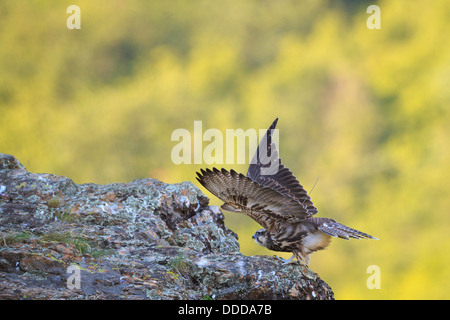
[196,118,378,265]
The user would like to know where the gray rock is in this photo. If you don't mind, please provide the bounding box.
[0,153,334,300]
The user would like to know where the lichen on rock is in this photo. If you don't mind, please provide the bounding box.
[0,153,334,300]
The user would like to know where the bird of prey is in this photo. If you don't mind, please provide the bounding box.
[196,118,378,266]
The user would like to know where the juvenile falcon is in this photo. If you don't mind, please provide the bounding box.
[196,118,377,265]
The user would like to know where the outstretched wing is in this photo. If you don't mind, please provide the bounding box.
[196,168,312,231]
[247,118,318,215]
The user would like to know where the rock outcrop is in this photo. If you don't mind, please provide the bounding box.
[0,153,334,300]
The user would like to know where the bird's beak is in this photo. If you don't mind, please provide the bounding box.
[252,234,255,239]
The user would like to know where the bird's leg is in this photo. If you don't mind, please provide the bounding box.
[274,255,295,265]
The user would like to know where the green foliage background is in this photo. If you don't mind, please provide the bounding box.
[1,0,449,299]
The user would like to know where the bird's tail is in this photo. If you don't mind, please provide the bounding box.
[317,218,378,240]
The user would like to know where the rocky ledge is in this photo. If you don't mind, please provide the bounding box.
[0,153,334,300]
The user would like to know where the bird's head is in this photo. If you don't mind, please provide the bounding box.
[252,228,269,247]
